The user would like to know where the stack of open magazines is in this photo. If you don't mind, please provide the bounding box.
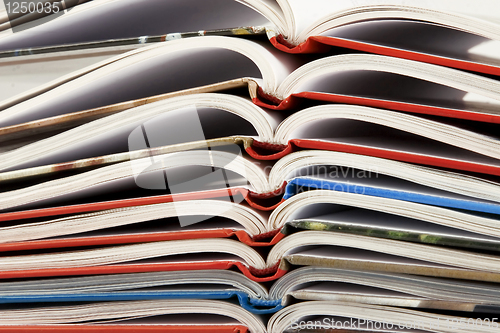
[1,0,500,332]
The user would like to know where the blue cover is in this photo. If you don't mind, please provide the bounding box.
[284,177,500,216]
[0,291,283,314]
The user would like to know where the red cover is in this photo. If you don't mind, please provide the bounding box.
[0,188,286,252]
[0,184,288,252]
[290,139,500,176]
[296,92,500,124]
[296,139,500,176]
[0,326,249,333]
[245,138,500,176]
[0,186,286,225]
[0,261,287,282]
[0,188,250,222]
[0,228,286,252]
[270,35,500,77]
[254,91,500,124]
[265,36,500,124]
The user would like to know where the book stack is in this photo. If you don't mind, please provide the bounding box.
[1,0,500,332]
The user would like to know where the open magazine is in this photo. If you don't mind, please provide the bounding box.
[1,0,500,76]
[3,37,500,128]
[2,267,500,314]
[0,299,499,333]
